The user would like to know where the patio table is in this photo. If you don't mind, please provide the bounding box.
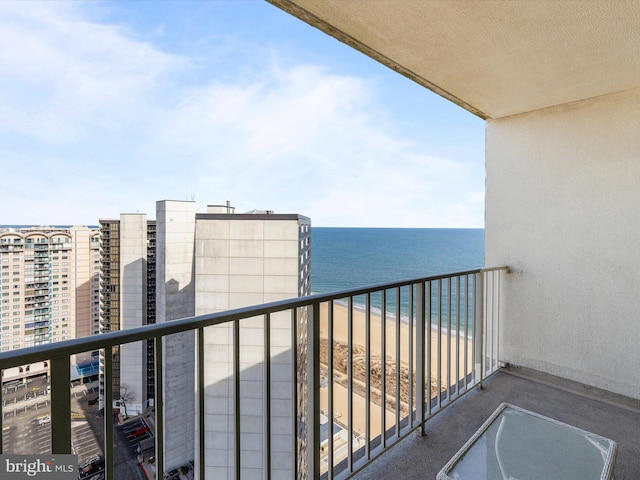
[437,403,617,480]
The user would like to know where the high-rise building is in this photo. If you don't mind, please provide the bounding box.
[98,216,156,414]
[100,201,310,478]
[157,201,311,477]
[0,226,100,381]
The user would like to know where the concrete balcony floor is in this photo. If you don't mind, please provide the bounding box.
[353,367,640,480]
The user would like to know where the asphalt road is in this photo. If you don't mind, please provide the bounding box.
[2,381,100,455]
[76,390,148,480]
[2,378,148,480]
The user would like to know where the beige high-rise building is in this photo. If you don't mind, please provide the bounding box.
[100,200,311,478]
[0,226,100,380]
[156,201,311,477]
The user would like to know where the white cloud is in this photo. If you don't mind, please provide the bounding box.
[0,1,484,228]
[0,2,179,142]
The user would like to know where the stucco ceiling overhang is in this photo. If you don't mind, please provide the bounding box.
[268,0,640,120]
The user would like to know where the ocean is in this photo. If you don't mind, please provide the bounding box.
[311,227,484,294]
[310,228,484,327]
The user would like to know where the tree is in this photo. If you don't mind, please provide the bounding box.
[119,384,136,418]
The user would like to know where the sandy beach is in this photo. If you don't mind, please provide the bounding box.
[318,301,474,439]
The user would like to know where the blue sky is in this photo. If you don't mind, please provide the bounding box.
[0,1,485,227]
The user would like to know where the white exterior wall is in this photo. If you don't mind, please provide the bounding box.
[485,87,640,398]
[156,200,197,470]
[195,218,301,480]
[71,226,100,340]
[118,214,148,416]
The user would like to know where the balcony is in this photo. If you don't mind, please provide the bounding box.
[0,269,494,475]
[4,266,637,480]
[353,368,640,479]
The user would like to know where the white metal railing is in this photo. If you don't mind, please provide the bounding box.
[0,267,507,480]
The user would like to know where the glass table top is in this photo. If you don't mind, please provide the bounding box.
[437,403,617,480]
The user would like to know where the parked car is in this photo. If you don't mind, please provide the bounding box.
[128,426,150,439]
[78,455,104,479]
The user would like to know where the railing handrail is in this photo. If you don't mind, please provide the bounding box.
[0,267,506,368]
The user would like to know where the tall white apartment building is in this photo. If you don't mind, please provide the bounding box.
[98,216,156,414]
[0,226,100,380]
[100,201,311,478]
[158,200,311,478]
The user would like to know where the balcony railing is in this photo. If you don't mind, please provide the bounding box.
[0,266,506,480]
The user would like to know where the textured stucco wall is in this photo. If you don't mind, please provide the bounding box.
[156,200,196,470]
[195,218,299,480]
[118,214,148,416]
[485,88,640,398]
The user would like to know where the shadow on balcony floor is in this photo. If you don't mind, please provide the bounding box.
[353,368,640,480]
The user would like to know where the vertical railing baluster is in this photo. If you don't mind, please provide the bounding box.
[496,271,502,371]
[365,292,371,459]
[475,272,485,389]
[395,287,401,438]
[485,272,492,373]
[437,279,442,410]
[327,302,334,479]
[104,347,114,480]
[234,319,241,480]
[50,355,71,454]
[426,281,432,418]
[154,336,164,480]
[197,328,205,480]
[416,282,425,436]
[264,314,271,480]
[456,276,461,398]
[447,278,452,403]
[381,290,386,449]
[347,297,354,472]
[408,285,414,429]
[291,309,298,480]
[308,303,321,480]
[485,272,490,376]
[491,271,498,372]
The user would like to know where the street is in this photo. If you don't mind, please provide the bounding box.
[2,377,150,480]
[2,379,101,459]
